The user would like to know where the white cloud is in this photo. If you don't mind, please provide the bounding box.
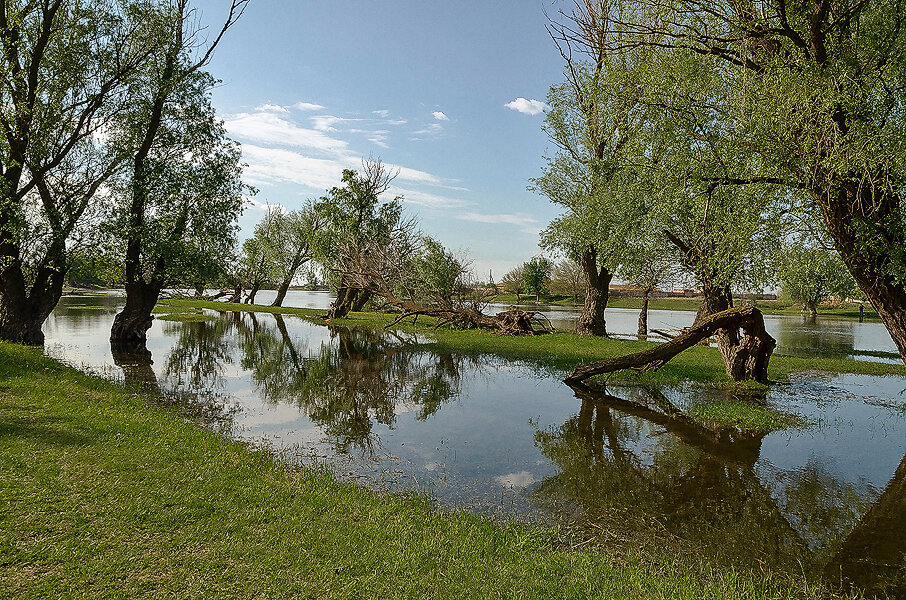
[239,144,351,190]
[225,111,349,154]
[293,102,326,111]
[372,109,390,117]
[504,98,548,116]
[391,187,473,210]
[432,111,449,121]
[412,123,444,136]
[456,211,542,234]
[247,197,286,212]
[256,103,288,113]
[311,115,360,132]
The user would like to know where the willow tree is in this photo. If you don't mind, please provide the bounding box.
[261,202,323,308]
[0,0,158,344]
[534,1,651,336]
[594,0,906,363]
[316,160,408,319]
[109,0,250,347]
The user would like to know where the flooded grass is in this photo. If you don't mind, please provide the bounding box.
[687,400,808,433]
[0,341,852,599]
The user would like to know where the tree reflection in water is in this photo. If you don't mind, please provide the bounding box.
[533,384,903,595]
[231,312,464,453]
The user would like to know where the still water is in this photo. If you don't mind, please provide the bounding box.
[44,292,906,596]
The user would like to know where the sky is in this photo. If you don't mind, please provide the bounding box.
[192,0,569,280]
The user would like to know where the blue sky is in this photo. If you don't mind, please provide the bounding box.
[194,0,568,279]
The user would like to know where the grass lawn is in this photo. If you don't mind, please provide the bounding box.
[0,341,852,599]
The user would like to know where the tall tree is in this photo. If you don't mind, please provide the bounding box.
[0,0,157,344]
[593,0,906,362]
[522,256,553,302]
[109,0,250,347]
[779,245,858,317]
[535,1,650,336]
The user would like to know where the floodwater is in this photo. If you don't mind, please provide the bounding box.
[43,292,906,597]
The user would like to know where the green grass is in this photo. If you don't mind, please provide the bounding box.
[0,341,853,599]
[687,400,808,434]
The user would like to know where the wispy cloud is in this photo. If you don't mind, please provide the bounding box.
[293,101,326,111]
[412,123,444,136]
[504,97,548,116]
[225,111,349,154]
[256,103,289,113]
[372,109,390,117]
[432,111,449,121]
[392,187,473,210]
[227,105,465,211]
[311,115,360,132]
[457,211,542,234]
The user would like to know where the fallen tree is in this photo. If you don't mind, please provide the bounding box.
[564,306,776,384]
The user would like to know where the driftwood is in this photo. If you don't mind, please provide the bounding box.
[564,306,776,384]
[383,306,553,336]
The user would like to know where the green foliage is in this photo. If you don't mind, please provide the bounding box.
[314,161,411,295]
[778,245,859,312]
[409,237,468,308]
[108,63,249,286]
[522,256,553,300]
[65,248,123,288]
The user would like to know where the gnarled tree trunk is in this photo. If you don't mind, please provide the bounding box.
[564,306,776,384]
[110,280,161,346]
[271,279,290,307]
[819,183,906,365]
[576,245,612,336]
[350,289,372,312]
[0,261,65,345]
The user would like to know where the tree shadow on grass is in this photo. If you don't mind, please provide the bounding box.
[0,412,95,447]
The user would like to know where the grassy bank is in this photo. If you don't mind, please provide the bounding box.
[157,298,906,383]
[0,342,848,599]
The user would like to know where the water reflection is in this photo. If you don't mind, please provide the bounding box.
[226,312,463,452]
[533,384,905,595]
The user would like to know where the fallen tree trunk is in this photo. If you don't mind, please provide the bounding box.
[385,305,553,336]
[564,306,776,384]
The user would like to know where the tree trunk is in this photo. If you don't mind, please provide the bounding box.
[110,280,161,346]
[350,289,372,312]
[565,306,775,384]
[227,285,242,304]
[245,280,260,304]
[0,260,66,345]
[194,284,204,298]
[576,245,612,336]
[818,183,906,365]
[271,278,290,307]
[329,284,357,319]
[807,301,818,317]
[637,290,650,337]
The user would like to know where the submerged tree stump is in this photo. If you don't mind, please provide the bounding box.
[564,306,776,384]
